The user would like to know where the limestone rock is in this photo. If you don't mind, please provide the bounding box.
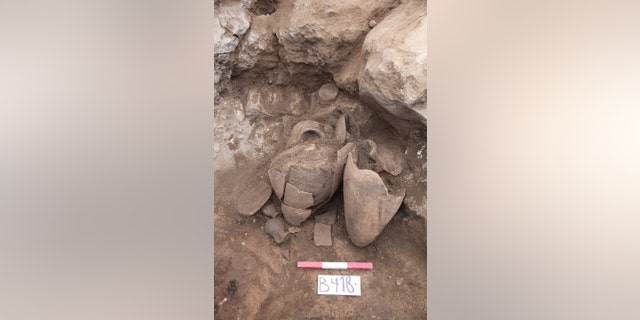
[214,2,251,54]
[333,51,364,94]
[215,2,252,91]
[236,16,279,72]
[218,3,251,36]
[276,0,398,71]
[358,1,427,134]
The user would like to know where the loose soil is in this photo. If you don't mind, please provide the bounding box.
[214,162,427,319]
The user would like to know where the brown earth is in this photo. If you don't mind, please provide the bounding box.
[214,160,426,319]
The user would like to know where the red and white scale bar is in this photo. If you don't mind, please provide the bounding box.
[297,261,373,270]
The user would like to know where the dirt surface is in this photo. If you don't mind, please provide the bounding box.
[215,163,426,319]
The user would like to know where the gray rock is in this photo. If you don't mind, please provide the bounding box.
[214,32,240,55]
[214,2,251,55]
[218,3,251,36]
[313,222,332,246]
[236,16,279,72]
[214,2,252,92]
[333,52,364,95]
[276,0,398,71]
[358,1,427,134]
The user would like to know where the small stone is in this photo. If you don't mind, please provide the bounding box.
[318,83,338,102]
[265,218,291,244]
[314,209,337,225]
[313,223,332,246]
[288,227,302,233]
[368,20,377,28]
[234,106,245,122]
[283,249,290,260]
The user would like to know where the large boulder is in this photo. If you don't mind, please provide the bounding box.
[358,1,427,134]
[215,2,252,54]
[236,15,279,72]
[214,2,252,93]
[276,0,399,74]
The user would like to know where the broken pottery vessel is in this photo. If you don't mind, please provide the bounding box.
[265,218,290,244]
[343,151,405,247]
[268,115,355,226]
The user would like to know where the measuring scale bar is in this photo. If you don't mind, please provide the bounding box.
[297,261,373,270]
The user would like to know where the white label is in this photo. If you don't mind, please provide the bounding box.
[317,275,361,296]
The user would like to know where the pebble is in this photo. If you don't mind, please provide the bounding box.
[368,20,377,28]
